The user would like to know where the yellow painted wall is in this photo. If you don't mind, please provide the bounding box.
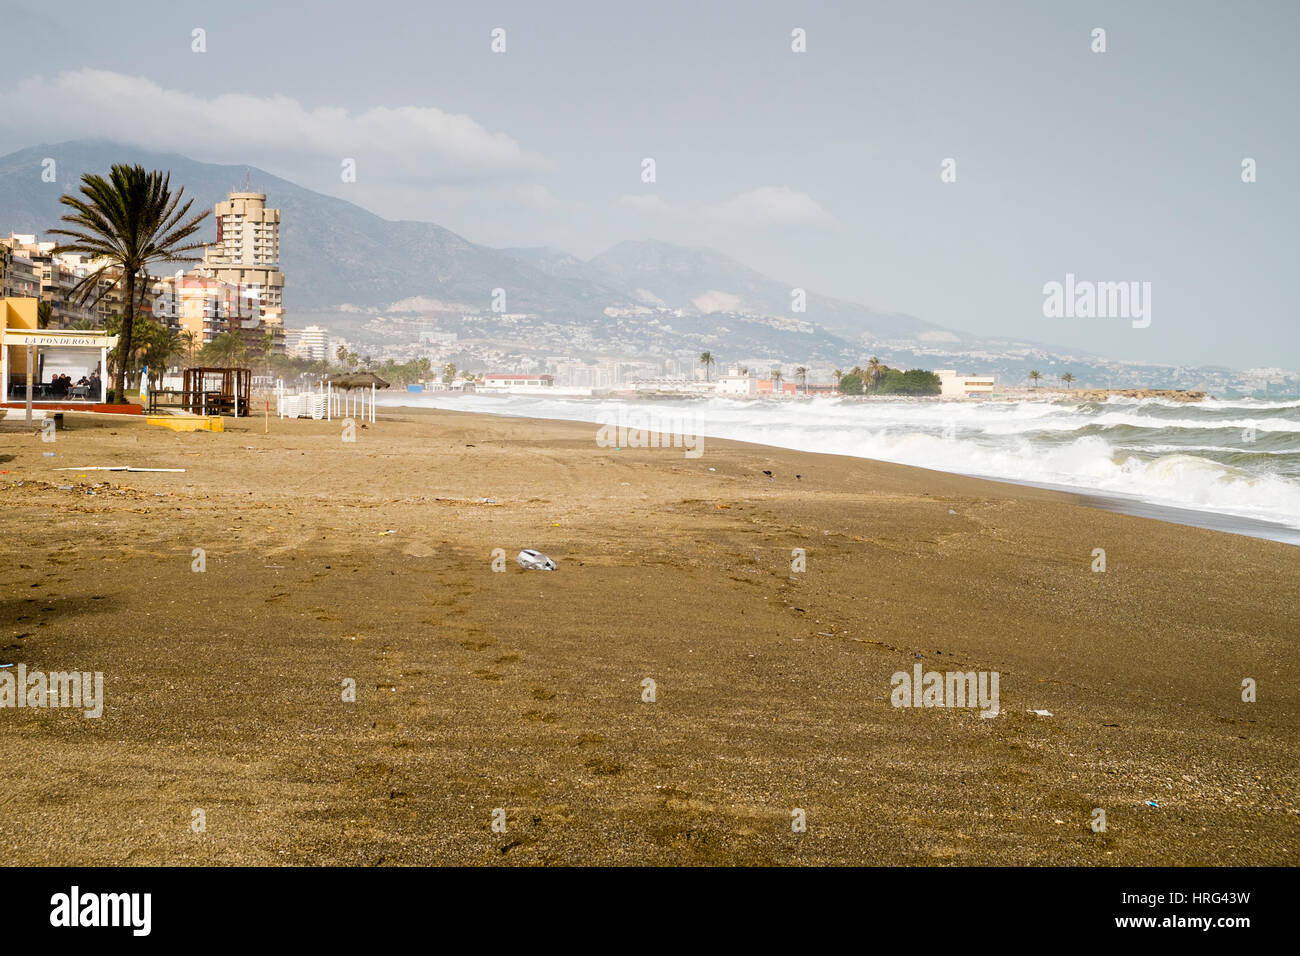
[2,297,40,386]
[1,297,39,330]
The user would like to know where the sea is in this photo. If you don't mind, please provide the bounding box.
[378,392,1300,545]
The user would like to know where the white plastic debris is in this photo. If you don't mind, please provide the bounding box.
[516,549,557,571]
[1027,709,1053,717]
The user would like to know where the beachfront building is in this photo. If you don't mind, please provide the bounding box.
[284,325,330,361]
[193,191,285,351]
[37,254,99,327]
[1,297,117,408]
[151,273,260,346]
[5,234,165,330]
[756,378,799,398]
[481,373,554,389]
[936,369,996,398]
[715,368,758,397]
[0,237,42,299]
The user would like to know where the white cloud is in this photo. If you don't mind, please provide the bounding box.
[615,193,674,213]
[614,186,832,229]
[1,70,529,176]
[705,186,833,227]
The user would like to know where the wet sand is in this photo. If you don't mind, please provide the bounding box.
[0,406,1296,865]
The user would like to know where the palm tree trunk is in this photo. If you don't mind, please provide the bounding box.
[114,270,136,403]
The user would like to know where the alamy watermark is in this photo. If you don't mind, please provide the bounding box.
[890,663,999,718]
[595,407,704,459]
[1043,273,1151,328]
[0,665,103,717]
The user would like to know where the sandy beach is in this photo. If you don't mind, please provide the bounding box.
[0,405,1295,865]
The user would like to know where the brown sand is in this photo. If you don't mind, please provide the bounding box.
[0,406,1296,865]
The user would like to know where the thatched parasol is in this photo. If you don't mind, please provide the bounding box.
[327,371,391,390]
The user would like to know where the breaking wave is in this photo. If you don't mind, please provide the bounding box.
[382,392,1300,535]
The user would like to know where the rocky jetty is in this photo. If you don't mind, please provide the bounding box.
[1065,389,1207,402]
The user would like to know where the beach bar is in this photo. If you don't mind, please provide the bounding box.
[1,297,118,411]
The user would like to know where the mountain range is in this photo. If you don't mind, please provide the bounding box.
[0,140,951,338]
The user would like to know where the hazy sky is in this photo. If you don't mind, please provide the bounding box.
[1,0,1296,369]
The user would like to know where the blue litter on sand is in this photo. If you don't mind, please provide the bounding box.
[43,452,56,457]
[0,663,14,668]
[1146,800,1159,808]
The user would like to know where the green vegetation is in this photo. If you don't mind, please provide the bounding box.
[873,368,942,396]
[838,372,864,394]
[837,362,940,396]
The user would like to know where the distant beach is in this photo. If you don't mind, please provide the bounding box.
[381,393,1300,544]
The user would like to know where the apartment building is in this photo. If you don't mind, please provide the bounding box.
[283,324,330,361]
[196,191,285,336]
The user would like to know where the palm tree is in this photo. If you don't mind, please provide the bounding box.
[1061,372,1075,388]
[50,164,209,403]
[178,330,196,367]
[443,362,457,384]
[795,366,808,394]
[203,331,247,367]
[770,369,783,393]
[866,356,883,392]
[1028,370,1042,389]
[336,345,349,367]
[37,301,53,329]
[142,321,180,389]
[833,368,843,386]
[699,351,716,381]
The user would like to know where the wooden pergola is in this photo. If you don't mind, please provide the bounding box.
[151,367,251,417]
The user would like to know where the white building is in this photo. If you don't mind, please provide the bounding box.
[481,373,554,389]
[936,369,996,398]
[285,325,330,361]
[715,368,757,397]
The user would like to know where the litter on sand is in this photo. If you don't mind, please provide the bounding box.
[1146,800,1159,808]
[55,466,186,473]
[516,549,557,571]
[1027,709,1053,717]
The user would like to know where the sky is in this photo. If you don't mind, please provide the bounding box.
[0,0,1296,369]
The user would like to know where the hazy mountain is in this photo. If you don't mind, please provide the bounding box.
[583,239,951,343]
[1,140,954,345]
[2,141,1257,388]
[0,140,618,315]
